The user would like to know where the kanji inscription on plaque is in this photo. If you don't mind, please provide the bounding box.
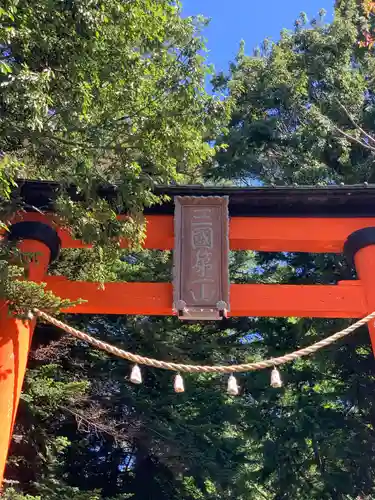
[173,196,229,320]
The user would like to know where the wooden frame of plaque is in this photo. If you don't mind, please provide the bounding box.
[173,196,230,320]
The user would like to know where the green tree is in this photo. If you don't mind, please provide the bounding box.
[208,0,373,186]
[0,0,227,244]
[205,1,375,498]
[0,0,228,314]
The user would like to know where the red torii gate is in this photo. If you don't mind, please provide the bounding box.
[1,182,375,485]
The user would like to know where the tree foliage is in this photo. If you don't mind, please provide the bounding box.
[0,0,228,313]
[0,0,227,242]
[202,1,375,498]
[208,0,374,186]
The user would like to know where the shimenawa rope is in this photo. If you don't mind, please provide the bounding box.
[33,309,375,374]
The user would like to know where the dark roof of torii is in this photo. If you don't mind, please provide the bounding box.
[12,180,375,217]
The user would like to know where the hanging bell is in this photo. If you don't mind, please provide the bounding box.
[270,367,283,388]
[227,374,239,396]
[130,364,142,384]
[174,373,185,393]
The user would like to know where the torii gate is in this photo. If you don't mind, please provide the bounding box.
[1,182,375,485]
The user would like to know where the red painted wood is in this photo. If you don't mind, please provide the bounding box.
[229,217,375,253]
[11,212,375,253]
[0,240,50,487]
[354,246,375,356]
[43,277,366,318]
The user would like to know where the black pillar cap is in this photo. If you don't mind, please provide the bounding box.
[344,227,375,266]
[8,221,61,263]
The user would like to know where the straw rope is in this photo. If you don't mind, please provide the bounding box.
[33,309,375,374]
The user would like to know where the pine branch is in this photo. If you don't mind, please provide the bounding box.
[332,125,375,153]
[336,99,375,147]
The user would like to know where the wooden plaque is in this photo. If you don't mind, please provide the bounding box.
[173,196,229,320]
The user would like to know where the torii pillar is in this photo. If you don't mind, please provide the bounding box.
[0,221,60,485]
[345,228,375,356]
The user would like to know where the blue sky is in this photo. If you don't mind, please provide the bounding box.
[182,0,334,74]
